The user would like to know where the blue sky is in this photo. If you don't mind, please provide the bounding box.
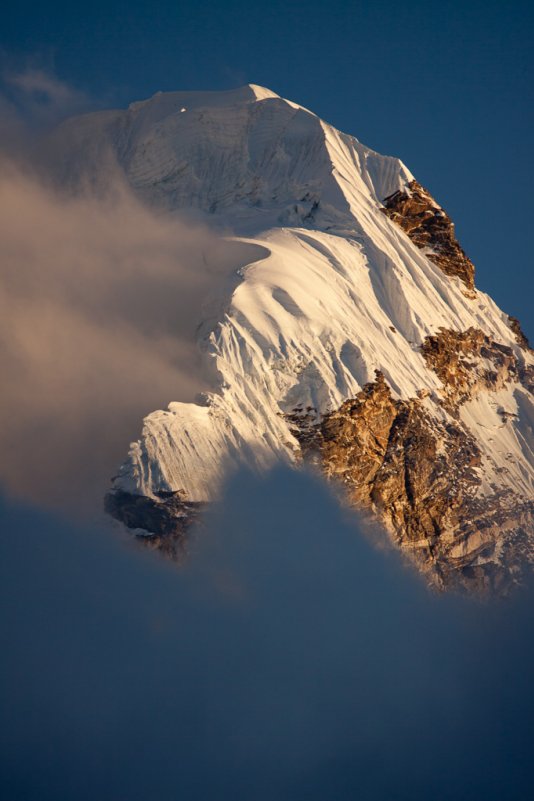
[3,0,533,336]
[1,5,534,798]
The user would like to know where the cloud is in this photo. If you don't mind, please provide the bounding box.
[0,70,268,514]
[5,68,86,109]
[4,68,86,108]
[0,468,533,801]
[0,66,92,158]
[0,165,262,510]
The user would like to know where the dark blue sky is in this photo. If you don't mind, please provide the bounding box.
[3,0,533,336]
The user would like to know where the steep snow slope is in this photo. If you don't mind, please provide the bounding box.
[114,224,531,499]
[50,85,533,590]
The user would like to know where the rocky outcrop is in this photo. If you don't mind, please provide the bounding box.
[287,370,533,594]
[420,327,520,410]
[105,489,204,559]
[382,180,475,291]
[508,315,532,351]
[519,364,534,394]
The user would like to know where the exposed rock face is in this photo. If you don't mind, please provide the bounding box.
[508,315,532,351]
[519,364,534,394]
[382,180,475,290]
[287,370,533,594]
[105,490,204,559]
[420,327,520,410]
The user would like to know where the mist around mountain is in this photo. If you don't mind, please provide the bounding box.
[2,467,534,801]
[0,165,262,510]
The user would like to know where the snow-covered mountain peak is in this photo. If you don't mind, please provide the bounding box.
[127,83,281,115]
[245,83,281,101]
[47,86,533,592]
[48,84,413,235]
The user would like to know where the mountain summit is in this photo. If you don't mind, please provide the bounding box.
[53,85,533,591]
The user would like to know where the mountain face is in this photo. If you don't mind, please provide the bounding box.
[52,84,533,592]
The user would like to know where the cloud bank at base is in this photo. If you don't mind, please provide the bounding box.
[1,467,533,801]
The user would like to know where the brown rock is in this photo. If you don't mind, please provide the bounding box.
[508,315,532,351]
[104,489,204,559]
[420,327,519,409]
[287,369,533,594]
[381,180,475,290]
